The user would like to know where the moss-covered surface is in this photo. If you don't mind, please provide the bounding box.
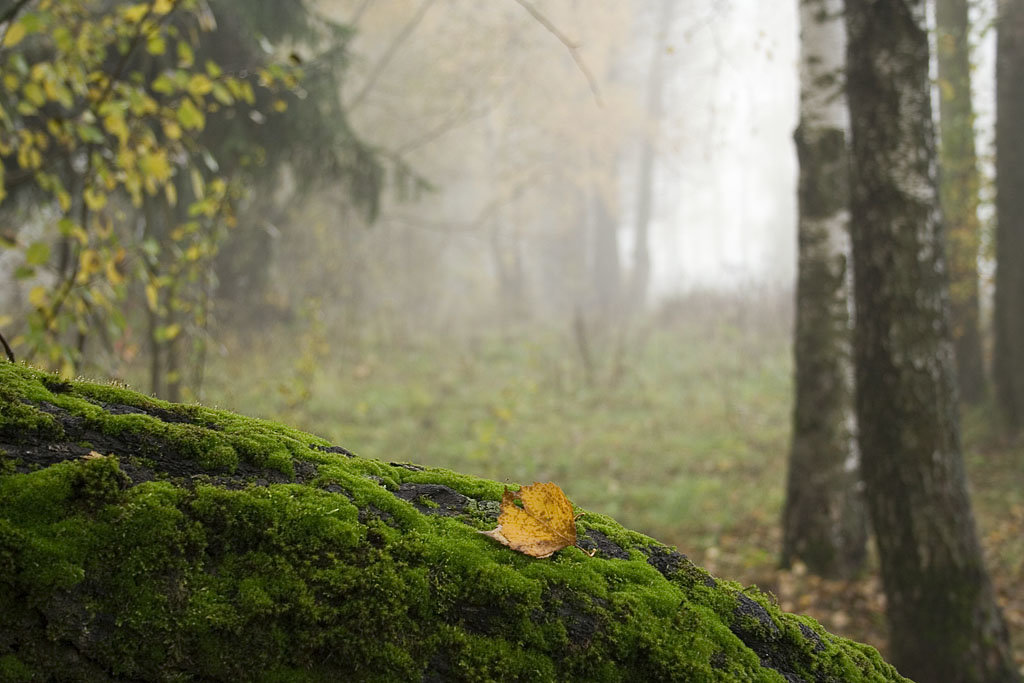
[0,362,908,681]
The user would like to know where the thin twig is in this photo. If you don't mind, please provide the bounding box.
[345,0,437,111]
[511,0,603,106]
[349,0,372,26]
[0,0,33,27]
[0,0,33,47]
[0,329,14,362]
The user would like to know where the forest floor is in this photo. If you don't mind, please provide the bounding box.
[188,295,1024,674]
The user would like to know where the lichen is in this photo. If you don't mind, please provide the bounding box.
[0,362,908,681]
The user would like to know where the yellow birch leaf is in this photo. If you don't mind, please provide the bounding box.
[162,119,182,140]
[84,187,107,210]
[122,4,149,23]
[3,23,27,48]
[145,282,159,311]
[28,285,48,308]
[479,482,593,559]
[105,259,124,286]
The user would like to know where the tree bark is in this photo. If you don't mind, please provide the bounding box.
[937,0,986,404]
[781,0,868,580]
[995,0,1024,432]
[845,2,1017,681]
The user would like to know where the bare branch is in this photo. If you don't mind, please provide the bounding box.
[345,0,438,111]
[511,0,603,106]
[0,0,33,27]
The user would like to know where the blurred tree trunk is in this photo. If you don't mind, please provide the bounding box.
[627,0,673,311]
[995,0,1024,433]
[489,219,527,320]
[588,183,621,318]
[845,2,1017,681]
[937,0,986,404]
[781,0,867,580]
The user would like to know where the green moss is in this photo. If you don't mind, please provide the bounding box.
[0,385,63,441]
[0,654,32,682]
[0,362,906,681]
[69,455,131,507]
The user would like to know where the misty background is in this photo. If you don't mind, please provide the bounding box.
[1,0,1020,672]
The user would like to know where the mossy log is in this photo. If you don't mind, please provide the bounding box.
[0,363,907,682]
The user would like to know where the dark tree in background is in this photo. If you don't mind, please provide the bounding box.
[147,0,383,400]
[995,0,1024,434]
[937,0,986,404]
[781,0,867,580]
[845,1,1017,681]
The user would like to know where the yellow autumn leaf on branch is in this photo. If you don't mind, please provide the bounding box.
[479,482,594,559]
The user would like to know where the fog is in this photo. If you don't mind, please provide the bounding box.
[2,0,1022,670]
[333,0,801,306]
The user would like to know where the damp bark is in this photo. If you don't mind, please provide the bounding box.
[845,2,1018,681]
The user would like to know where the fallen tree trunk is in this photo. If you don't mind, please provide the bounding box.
[0,362,906,681]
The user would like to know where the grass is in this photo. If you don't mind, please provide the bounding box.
[152,296,1022,673]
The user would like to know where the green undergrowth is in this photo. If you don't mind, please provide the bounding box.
[0,361,905,680]
[194,324,794,551]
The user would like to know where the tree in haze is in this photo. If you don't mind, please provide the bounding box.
[995,0,1024,433]
[845,1,1017,680]
[0,0,288,380]
[626,0,673,312]
[780,0,868,580]
[0,0,382,398]
[936,0,986,404]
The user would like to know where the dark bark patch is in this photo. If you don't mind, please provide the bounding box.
[645,546,686,578]
[320,483,351,497]
[41,377,74,394]
[2,400,318,490]
[577,529,629,559]
[358,504,395,526]
[645,545,716,586]
[730,594,811,681]
[799,622,826,653]
[90,400,201,426]
[538,585,604,653]
[394,483,471,517]
[422,649,454,683]
[390,462,424,471]
[311,443,356,457]
[733,593,780,637]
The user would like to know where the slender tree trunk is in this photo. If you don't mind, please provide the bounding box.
[937,0,986,404]
[995,0,1024,433]
[588,183,621,318]
[781,0,867,580]
[845,2,1017,681]
[628,0,673,311]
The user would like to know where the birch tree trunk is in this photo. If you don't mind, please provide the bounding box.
[937,0,986,404]
[781,0,868,580]
[995,0,1024,433]
[845,2,1017,680]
